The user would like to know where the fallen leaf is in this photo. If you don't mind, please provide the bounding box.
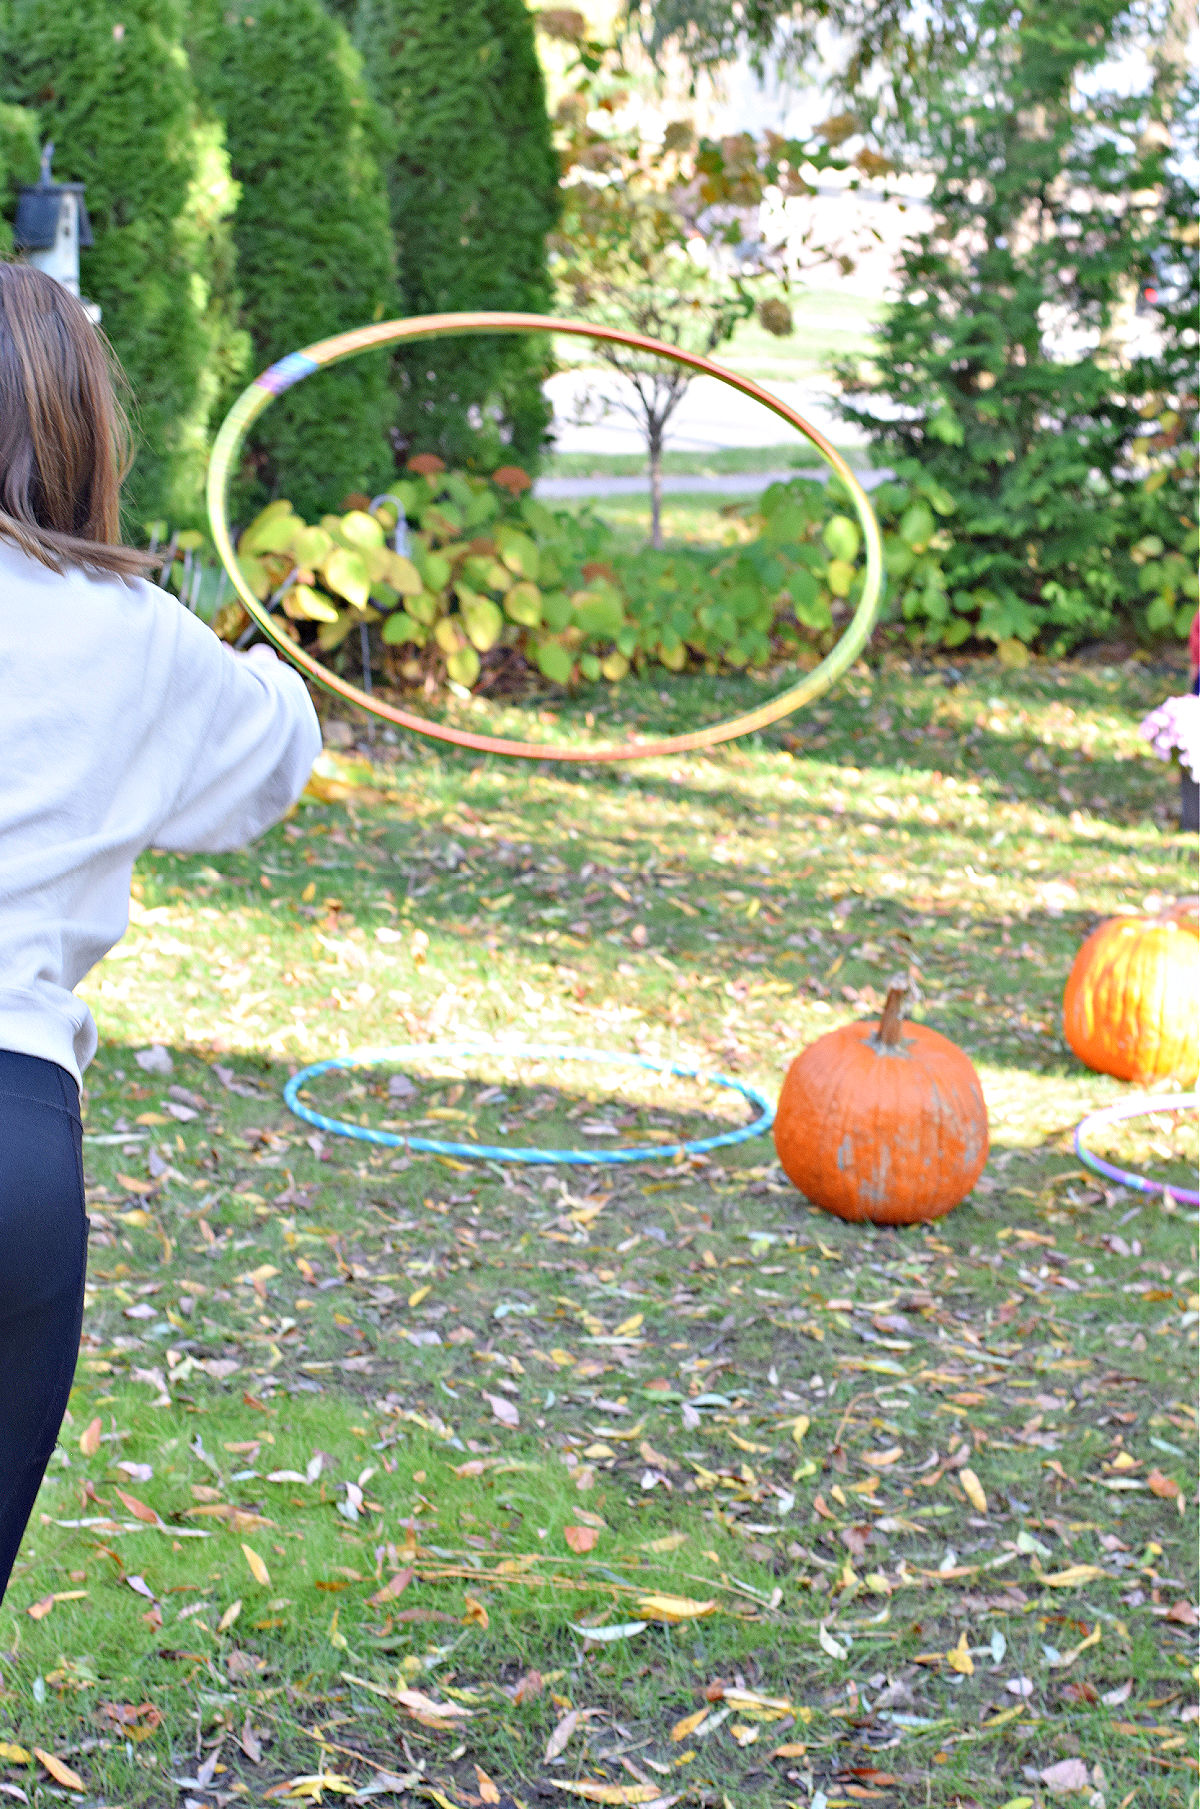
[475,1766,501,1805]
[96,1702,162,1743]
[485,1393,520,1428]
[113,1487,160,1525]
[545,1708,579,1761]
[33,1751,84,1792]
[369,1568,414,1606]
[0,1742,31,1763]
[1038,1564,1103,1589]
[1166,1600,1198,1626]
[569,1619,647,1642]
[722,1688,794,1720]
[79,1419,102,1458]
[241,1543,271,1587]
[218,1599,243,1633]
[636,1592,715,1623]
[791,1414,810,1446]
[670,1706,710,1742]
[859,1445,902,1468]
[26,1596,54,1621]
[771,1741,808,1759]
[1147,1468,1182,1500]
[1040,1757,1090,1794]
[818,1623,847,1661]
[564,1525,600,1554]
[959,1466,988,1513]
[946,1632,974,1676]
[550,1786,660,1805]
[463,1592,489,1629]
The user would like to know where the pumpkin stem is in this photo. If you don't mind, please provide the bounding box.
[876,975,910,1048]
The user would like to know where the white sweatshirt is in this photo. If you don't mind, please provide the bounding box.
[0,537,322,1083]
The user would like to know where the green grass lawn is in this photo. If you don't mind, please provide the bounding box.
[4,652,1197,1808]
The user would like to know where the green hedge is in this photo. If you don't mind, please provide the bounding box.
[839,10,1197,651]
[348,0,559,472]
[0,100,38,256]
[187,0,398,519]
[0,0,238,526]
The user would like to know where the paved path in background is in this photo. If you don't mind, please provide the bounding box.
[534,467,891,499]
[546,368,861,457]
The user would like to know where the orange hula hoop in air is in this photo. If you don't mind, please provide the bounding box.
[206,312,885,763]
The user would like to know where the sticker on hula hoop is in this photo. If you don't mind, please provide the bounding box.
[206,312,886,764]
[283,1040,775,1167]
[1074,1092,1199,1206]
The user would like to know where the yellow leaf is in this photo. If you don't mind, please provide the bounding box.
[771,1741,808,1759]
[636,1592,716,1623]
[860,1445,903,1468]
[1039,1564,1103,1589]
[550,1785,660,1804]
[242,1543,271,1587]
[670,1706,710,1742]
[946,1631,974,1676]
[463,1593,490,1629]
[612,1313,643,1338]
[642,1531,686,1554]
[34,1749,85,1792]
[116,1172,156,1196]
[722,1688,794,1720]
[0,1740,32,1763]
[791,1414,810,1446]
[475,1767,501,1806]
[301,880,316,903]
[408,1285,431,1308]
[79,1417,102,1457]
[27,1595,54,1620]
[218,1600,242,1633]
[959,1466,989,1513]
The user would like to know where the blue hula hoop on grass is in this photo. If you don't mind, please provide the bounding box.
[283,1040,774,1167]
[1073,1092,1199,1206]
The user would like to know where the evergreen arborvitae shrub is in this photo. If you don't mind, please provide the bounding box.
[188,0,398,519]
[0,102,38,256]
[350,0,560,471]
[839,0,1198,651]
[0,0,239,526]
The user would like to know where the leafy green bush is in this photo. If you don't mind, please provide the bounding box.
[0,101,38,257]
[347,0,559,472]
[839,6,1197,653]
[186,0,397,519]
[217,461,884,692]
[1,0,240,525]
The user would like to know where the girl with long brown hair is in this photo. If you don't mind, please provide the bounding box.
[0,263,321,1599]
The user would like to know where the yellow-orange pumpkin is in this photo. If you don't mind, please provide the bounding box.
[774,981,989,1224]
[1063,901,1199,1085]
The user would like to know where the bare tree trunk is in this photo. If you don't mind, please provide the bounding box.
[648,420,664,549]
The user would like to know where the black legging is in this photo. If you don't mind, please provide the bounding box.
[0,1050,88,1603]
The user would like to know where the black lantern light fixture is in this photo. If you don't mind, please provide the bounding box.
[14,142,100,322]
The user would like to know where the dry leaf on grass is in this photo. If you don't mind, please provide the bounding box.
[35,1749,85,1792]
[241,1543,271,1587]
[544,1707,579,1760]
[635,1592,715,1622]
[959,1465,988,1512]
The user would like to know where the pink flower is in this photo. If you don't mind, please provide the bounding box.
[1139,695,1200,782]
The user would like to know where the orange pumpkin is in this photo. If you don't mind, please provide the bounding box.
[1063,900,1199,1085]
[774,980,989,1224]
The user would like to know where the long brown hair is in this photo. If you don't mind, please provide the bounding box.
[0,261,153,578]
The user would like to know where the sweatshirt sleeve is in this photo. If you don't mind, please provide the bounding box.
[151,637,322,854]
